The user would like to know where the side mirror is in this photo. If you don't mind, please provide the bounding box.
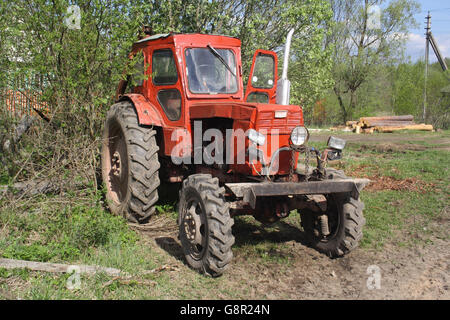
[327,136,346,150]
[322,136,346,162]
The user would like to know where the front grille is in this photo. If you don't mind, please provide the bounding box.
[255,111,302,133]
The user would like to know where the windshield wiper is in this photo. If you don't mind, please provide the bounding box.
[207,44,236,77]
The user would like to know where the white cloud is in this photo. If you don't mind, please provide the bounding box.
[405,32,450,62]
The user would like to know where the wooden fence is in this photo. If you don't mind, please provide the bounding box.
[0,76,49,118]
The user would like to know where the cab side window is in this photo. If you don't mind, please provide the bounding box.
[152,49,181,121]
[251,54,275,89]
[247,92,269,103]
[152,50,178,85]
[157,89,181,121]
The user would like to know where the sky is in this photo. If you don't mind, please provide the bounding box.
[406,0,450,62]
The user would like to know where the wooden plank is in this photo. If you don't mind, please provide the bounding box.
[374,124,433,132]
[362,120,415,127]
[360,115,414,122]
[362,127,374,134]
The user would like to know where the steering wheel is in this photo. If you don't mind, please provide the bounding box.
[198,64,222,92]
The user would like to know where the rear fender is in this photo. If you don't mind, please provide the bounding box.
[119,94,163,127]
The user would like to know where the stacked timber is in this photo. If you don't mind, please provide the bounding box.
[345,115,433,133]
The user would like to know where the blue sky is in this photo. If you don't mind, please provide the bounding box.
[406,0,450,62]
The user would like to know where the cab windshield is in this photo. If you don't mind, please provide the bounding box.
[185,48,238,94]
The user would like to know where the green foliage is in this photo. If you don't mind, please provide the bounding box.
[392,62,424,116]
[1,0,154,138]
[391,60,450,128]
[0,0,334,137]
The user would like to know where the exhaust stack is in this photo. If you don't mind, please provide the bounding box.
[276,28,295,105]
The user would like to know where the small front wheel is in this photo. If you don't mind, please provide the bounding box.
[300,169,366,257]
[178,174,234,277]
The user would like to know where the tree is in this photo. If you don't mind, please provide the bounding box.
[327,0,420,122]
[1,0,155,137]
[391,61,424,117]
[390,59,449,129]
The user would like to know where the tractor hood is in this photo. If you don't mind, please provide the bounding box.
[189,101,304,131]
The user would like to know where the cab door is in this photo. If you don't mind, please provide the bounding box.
[244,50,278,104]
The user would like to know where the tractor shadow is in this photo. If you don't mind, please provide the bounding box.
[232,217,309,248]
[155,236,185,261]
[154,216,311,266]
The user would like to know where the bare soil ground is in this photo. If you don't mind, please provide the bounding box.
[134,215,449,300]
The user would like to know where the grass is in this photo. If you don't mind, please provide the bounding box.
[0,130,448,299]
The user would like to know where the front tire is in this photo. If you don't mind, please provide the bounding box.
[300,169,365,257]
[101,101,160,223]
[178,174,234,277]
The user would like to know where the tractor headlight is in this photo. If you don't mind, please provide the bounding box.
[247,129,266,146]
[327,136,346,150]
[290,126,309,147]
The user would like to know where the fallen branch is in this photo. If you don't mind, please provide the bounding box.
[0,179,88,199]
[0,179,59,199]
[101,277,157,289]
[0,258,125,277]
[142,264,180,275]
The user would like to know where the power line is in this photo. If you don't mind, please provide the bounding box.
[426,8,450,12]
[420,8,450,13]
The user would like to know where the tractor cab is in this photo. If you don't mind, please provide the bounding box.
[116,32,280,116]
[116,32,307,178]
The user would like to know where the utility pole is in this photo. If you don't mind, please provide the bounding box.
[423,12,431,123]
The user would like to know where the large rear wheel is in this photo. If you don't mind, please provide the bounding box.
[101,101,160,223]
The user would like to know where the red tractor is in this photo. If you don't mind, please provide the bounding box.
[101,29,369,276]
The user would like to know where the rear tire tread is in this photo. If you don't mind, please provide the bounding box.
[102,101,160,223]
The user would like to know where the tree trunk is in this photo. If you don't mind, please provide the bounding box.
[334,86,348,123]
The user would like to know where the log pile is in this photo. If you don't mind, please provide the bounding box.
[343,115,433,133]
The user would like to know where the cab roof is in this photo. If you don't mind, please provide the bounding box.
[134,33,241,48]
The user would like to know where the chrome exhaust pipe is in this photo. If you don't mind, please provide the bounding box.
[276,28,295,105]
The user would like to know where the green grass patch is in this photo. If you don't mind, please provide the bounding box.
[0,193,138,263]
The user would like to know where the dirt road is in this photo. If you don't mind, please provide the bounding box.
[140,215,448,300]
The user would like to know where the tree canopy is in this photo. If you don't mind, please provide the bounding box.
[2,0,448,129]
